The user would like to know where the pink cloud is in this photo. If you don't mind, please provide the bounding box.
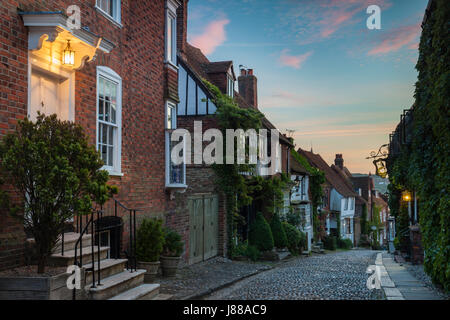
[190,19,230,55]
[368,23,421,55]
[279,50,313,69]
[285,0,392,43]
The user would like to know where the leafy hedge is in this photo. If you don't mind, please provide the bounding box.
[283,222,306,255]
[249,212,274,252]
[323,235,337,251]
[337,238,353,250]
[386,0,449,291]
[270,212,287,249]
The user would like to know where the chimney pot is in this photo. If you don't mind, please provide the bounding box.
[238,68,258,109]
[335,154,344,170]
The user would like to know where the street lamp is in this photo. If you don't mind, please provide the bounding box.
[402,191,412,202]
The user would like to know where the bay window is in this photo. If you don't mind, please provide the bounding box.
[166,101,186,187]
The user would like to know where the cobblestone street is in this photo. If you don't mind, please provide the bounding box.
[205,250,381,300]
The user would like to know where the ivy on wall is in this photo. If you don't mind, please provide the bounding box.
[387,0,449,291]
[202,80,289,254]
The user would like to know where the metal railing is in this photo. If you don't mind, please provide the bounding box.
[62,198,141,300]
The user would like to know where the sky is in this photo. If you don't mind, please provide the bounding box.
[187,0,429,174]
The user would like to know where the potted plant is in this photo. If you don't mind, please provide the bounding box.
[136,218,165,282]
[160,228,183,277]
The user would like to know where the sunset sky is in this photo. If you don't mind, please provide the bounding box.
[187,0,429,173]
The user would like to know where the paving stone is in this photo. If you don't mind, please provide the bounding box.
[384,287,403,297]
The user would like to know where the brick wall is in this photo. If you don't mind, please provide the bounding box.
[0,0,178,270]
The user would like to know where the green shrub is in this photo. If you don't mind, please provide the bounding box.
[230,241,261,262]
[245,245,261,262]
[136,218,165,262]
[338,238,353,249]
[323,235,337,251]
[270,213,287,249]
[282,222,305,255]
[249,212,274,252]
[286,210,302,227]
[393,237,400,250]
[358,234,371,248]
[162,228,183,257]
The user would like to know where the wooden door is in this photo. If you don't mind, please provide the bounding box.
[189,195,219,264]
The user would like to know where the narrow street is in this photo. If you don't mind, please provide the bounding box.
[204,250,381,300]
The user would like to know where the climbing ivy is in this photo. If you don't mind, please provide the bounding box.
[202,80,289,255]
[387,0,449,291]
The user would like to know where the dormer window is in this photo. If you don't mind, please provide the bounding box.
[165,0,178,65]
[227,75,234,97]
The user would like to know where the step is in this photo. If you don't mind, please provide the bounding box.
[109,284,160,300]
[84,259,128,285]
[49,246,109,267]
[88,269,146,300]
[152,293,173,300]
[54,232,92,253]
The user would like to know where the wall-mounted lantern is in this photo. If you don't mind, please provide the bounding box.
[62,40,75,66]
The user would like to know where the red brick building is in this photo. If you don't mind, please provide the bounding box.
[0,0,183,271]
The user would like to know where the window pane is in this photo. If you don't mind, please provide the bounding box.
[101,145,107,163]
[98,124,102,144]
[167,105,173,129]
[108,125,114,146]
[108,146,113,167]
[111,104,116,124]
[167,16,172,61]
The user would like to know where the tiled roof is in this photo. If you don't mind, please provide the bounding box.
[298,148,358,198]
[350,176,374,202]
[290,153,309,175]
[205,61,233,74]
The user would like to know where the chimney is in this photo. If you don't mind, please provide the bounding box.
[335,154,344,170]
[177,0,188,59]
[238,68,258,109]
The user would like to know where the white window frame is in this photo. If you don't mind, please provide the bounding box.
[227,75,234,98]
[96,66,122,176]
[165,1,178,66]
[165,100,186,188]
[95,0,122,26]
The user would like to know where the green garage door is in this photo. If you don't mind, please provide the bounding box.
[189,195,219,264]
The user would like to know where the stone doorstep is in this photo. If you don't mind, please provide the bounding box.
[109,283,160,300]
[84,258,128,285]
[54,233,93,253]
[88,269,146,300]
[49,246,109,266]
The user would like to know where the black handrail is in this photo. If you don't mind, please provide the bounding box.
[68,198,144,299]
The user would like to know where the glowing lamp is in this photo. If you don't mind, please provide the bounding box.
[402,191,412,202]
[62,40,75,66]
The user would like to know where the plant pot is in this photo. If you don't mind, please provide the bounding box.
[160,256,181,277]
[137,261,160,283]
